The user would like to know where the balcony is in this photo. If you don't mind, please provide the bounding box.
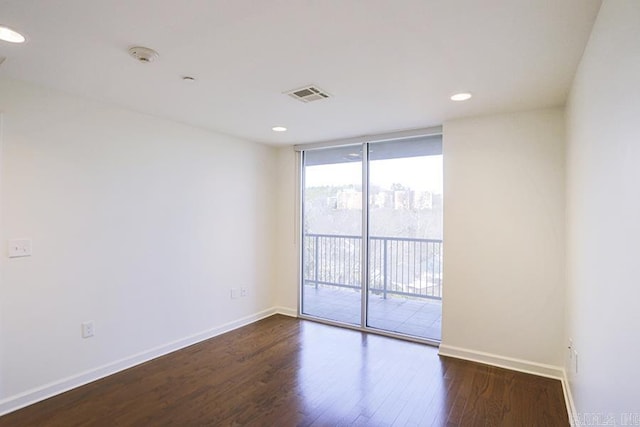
[302,233,443,340]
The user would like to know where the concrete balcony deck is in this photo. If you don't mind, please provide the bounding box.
[302,285,442,341]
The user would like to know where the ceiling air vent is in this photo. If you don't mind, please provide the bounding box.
[285,85,331,103]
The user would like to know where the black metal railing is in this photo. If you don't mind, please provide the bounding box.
[303,233,443,300]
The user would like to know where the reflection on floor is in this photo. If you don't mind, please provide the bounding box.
[302,285,442,341]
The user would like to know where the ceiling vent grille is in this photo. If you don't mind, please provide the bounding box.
[285,85,330,103]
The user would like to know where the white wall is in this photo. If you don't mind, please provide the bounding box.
[273,147,299,313]
[440,109,566,371]
[566,0,640,415]
[0,78,277,411]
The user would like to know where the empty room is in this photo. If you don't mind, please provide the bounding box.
[0,0,638,425]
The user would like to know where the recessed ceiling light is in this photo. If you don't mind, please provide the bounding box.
[451,92,472,101]
[0,26,26,43]
[272,126,287,132]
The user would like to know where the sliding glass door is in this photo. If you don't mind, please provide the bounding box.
[301,146,363,325]
[366,138,443,340]
[300,135,443,342]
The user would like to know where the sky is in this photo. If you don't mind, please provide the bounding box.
[305,155,443,194]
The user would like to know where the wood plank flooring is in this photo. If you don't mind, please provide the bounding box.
[0,315,568,426]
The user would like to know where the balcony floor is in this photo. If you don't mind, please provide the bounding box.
[302,285,442,341]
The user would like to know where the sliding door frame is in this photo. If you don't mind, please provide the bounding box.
[297,126,442,347]
[360,144,370,329]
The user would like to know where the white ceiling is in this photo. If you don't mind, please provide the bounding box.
[0,0,601,146]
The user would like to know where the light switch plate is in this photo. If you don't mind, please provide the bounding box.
[8,239,32,258]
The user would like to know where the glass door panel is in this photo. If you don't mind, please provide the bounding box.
[366,136,443,340]
[301,146,363,325]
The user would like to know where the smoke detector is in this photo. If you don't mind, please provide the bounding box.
[285,85,330,103]
[128,46,159,63]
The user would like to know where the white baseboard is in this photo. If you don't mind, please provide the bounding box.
[273,306,298,317]
[0,307,283,417]
[437,344,564,380]
[561,368,577,426]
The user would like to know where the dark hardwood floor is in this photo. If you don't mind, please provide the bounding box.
[0,315,568,426]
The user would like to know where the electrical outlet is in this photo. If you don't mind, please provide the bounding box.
[574,351,579,374]
[8,239,32,258]
[81,321,95,338]
[230,288,240,299]
[240,287,248,297]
